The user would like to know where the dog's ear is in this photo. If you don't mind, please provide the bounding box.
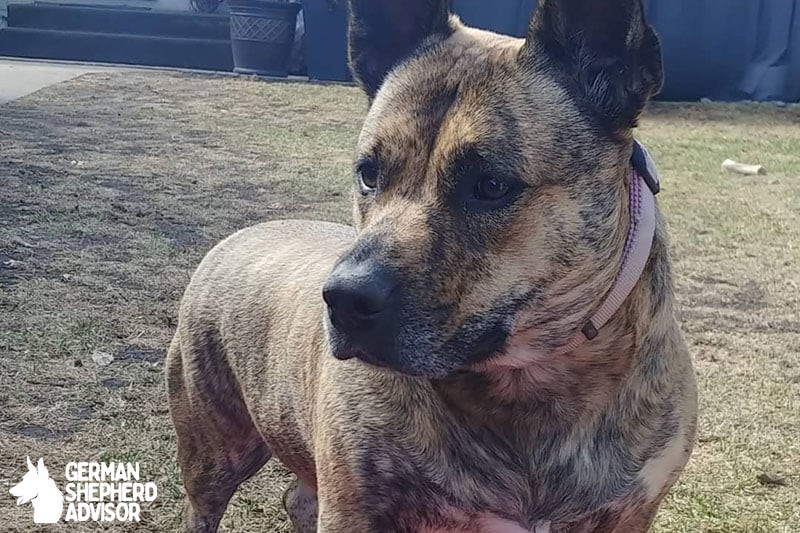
[27,456,36,472]
[37,458,48,478]
[525,0,663,131]
[348,0,453,98]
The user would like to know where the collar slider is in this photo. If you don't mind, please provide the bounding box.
[631,141,660,195]
[581,322,599,341]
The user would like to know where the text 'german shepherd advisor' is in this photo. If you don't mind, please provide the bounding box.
[166,0,698,531]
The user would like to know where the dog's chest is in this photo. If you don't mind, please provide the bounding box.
[357,416,644,530]
[421,513,551,533]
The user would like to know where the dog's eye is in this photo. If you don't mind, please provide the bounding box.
[475,176,511,201]
[356,160,379,192]
[461,174,524,214]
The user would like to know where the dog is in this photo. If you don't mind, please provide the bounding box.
[166,0,697,531]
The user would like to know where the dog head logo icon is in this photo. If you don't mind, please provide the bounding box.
[9,457,64,524]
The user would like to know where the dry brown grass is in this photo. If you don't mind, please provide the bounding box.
[0,72,798,532]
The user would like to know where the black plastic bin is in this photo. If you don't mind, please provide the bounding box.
[301,0,351,82]
[228,0,301,77]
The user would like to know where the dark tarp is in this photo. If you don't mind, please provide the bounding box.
[453,0,537,38]
[453,0,800,103]
[735,0,800,102]
[644,0,800,102]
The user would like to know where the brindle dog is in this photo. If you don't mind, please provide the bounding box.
[166,0,697,531]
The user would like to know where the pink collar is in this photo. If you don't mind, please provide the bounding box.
[560,142,660,353]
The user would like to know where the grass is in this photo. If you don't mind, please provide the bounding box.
[0,71,798,532]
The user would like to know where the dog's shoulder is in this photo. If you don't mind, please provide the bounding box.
[174,220,356,372]
[183,220,354,303]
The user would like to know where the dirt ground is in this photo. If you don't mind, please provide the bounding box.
[1,71,798,532]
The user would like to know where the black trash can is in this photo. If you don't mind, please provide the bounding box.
[301,0,351,82]
[228,0,301,77]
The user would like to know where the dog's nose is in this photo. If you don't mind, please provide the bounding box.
[323,263,398,332]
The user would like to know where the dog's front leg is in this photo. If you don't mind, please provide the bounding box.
[315,501,369,533]
[560,500,659,533]
[314,479,371,533]
[604,502,659,533]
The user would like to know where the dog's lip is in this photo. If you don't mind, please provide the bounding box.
[325,325,370,362]
[327,336,359,361]
[324,310,391,365]
[330,343,389,367]
[325,327,398,369]
[331,342,435,376]
[331,348,358,361]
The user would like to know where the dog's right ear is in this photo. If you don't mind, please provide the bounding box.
[524,0,663,132]
[348,0,453,99]
[27,456,35,471]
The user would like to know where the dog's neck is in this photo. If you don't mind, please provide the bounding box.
[559,143,659,354]
[438,249,675,434]
[438,144,673,425]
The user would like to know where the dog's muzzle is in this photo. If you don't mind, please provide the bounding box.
[322,258,402,367]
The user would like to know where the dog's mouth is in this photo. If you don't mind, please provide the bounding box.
[324,319,409,372]
[326,330,374,364]
[333,346,396,372]
[324,308,511,377]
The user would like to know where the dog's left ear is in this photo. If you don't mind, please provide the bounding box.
[348,0,453,99]
[525,0,663,131]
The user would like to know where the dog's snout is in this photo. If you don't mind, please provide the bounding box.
[323,254,406,367]
[323,263,398,333]
[323,279,388,321]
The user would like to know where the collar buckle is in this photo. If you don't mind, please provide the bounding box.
[631,141,660,195]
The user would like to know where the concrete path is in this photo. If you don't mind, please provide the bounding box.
[0,58,118,103]
[0,57,329,104]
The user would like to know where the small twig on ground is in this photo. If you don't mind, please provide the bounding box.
[11,235,37,248]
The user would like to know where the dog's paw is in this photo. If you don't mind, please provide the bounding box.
[282,478,318,533]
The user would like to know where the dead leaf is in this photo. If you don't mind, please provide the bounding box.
[757,473,787,486]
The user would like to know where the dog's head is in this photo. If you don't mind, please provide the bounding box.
[323,0,663,377]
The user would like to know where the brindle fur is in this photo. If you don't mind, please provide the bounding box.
[166,0,697,531]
